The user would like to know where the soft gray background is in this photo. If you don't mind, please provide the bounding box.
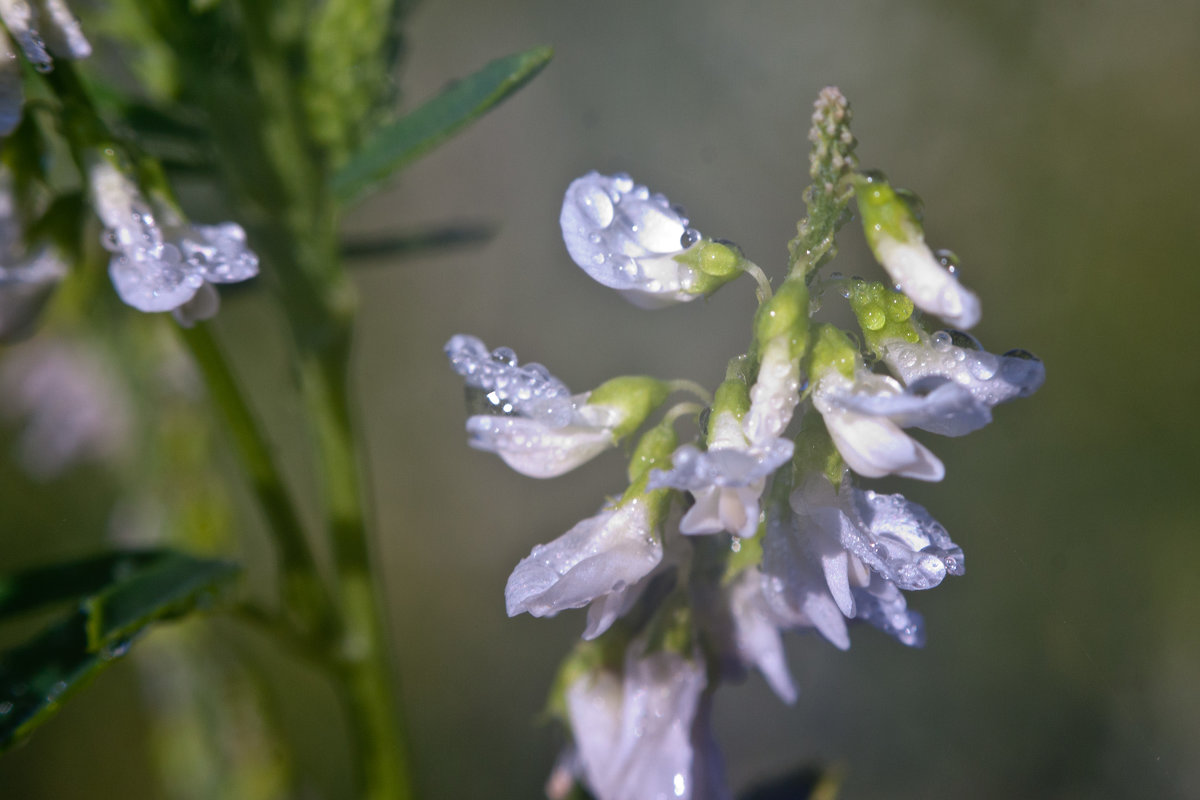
[3,1,1200,798]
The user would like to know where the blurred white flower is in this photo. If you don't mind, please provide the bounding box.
[0,168,67,341]
[565,644,728,800]
[0,0,91,134]
[0,336,130,479]
[505,496,664,638]
[89,159,258,323]
[561,171,739,309]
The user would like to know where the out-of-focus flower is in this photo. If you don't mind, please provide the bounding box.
[565,643,728,800]
[855,174,980,329]
[0,0,91,134]
[88,158,258,325]
[0,336,130,479]
[0,168,67,340]
[446,334,668,478]
[561,171,744,308]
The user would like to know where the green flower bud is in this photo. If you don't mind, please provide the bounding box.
[847,280,921,355]
[588,376,672,439]
[753,277,809,358]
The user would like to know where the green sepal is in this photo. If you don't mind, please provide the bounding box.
[846,279,922,355]
[753,277,809,358]
[711,374,751,424]
[792,413,847,488]
[807,324,858,380]
[674,240,745,296]
[853,172,921,250]
[641,593,694,658]
[588,376,672,440]
[624,421,679,486]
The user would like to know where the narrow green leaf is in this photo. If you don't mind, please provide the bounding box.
[0,551,165,621]
[341,222,494,262]
[332,45,553,205]
[0,551,239,751]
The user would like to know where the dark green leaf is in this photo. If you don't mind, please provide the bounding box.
[332,45,553,205]
[341,222,494,261]
[0,551,239,751]
[0,550,164,621]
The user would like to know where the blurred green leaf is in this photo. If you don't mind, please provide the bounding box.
[0,551,239,752]
[332,45,553,205]
[341,222,494,261]
[0,550,164,621]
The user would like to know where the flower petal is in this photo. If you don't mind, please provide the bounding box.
[876,238,980,329]
[505,501,662,620]
[560,171,702,308]
[466,415,615,478]
[882,330,1045,409]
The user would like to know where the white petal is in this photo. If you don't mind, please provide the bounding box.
[568,647,709,800]
[882,331,1045,411]
[835,377,991,437]
[743,337,801,445]
[505,501,662,619]
[727,570,797,703]
[821,405,944,481]
[561,171,701,307]
[876,238,980,329]
[853,574,925,647]
[170,281,220,328]
[0,0,51,69]
[0,245,67,341]
[445,333,575,424]
[466,415,614,478]
[36,0,91,60]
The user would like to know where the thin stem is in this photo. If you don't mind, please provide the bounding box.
[662,401,705,428]
[742,259,774,303]
[666,379,713,406]
[178,323,331,636]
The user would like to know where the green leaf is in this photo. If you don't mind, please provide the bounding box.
[0,550,164,621]
[341,222,494,261]
[332,45,553,205]
[0,551,239,751]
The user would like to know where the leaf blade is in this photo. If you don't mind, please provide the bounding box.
[332,45,553,205]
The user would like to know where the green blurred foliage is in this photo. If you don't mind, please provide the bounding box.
[2,0,1199,798]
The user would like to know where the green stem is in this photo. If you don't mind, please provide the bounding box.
[177,323,331,636]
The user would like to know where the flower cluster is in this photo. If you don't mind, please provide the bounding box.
[447,88,1043,800]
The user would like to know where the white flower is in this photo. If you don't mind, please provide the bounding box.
[561,171,719,309]
[565,644,728,800]
[1,167,67,340]
[812,368,948,481]
[445,334,622,478]
[874,236,980,329]
[0,336,130,479]
[648,410,792,539]
[505,497,664,636]
[89,159,258,322]
[0,0,90,135]
[880,329,1045,434]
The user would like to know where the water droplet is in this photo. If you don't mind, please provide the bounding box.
[679,227,701,248]
[935,249,961,275]
[1002,348,1040,362]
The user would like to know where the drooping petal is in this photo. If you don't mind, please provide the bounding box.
[832,376,990,437]
[882,329,1045,409]
[561,171,705,308]
[445,333,575,423]
[567,646,715,800]
[465,415,615,478]
[813,371,945,481]
[505,499,662,621]
[853,574,925,647]
[727,569,797,703]
[875,237,980,329]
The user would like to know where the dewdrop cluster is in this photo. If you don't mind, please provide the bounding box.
[446,87,1043,800]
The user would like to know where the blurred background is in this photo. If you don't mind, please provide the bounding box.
[2,0,1199,797]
